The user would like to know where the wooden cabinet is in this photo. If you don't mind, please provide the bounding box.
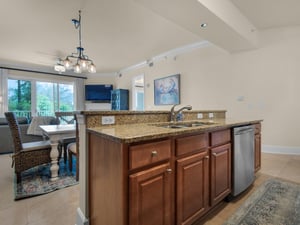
[129,139,173,225]
[129,163,172,225]
[210,143,231,206]
[175,133,208,156]
[129,140,171,170]
[88,133,127,225]
[175,134,209,225]
[87,127,237,225]
[210,129,231,206]
[176,151,209,225]
[175,130,231,224]
[254,123,261,172]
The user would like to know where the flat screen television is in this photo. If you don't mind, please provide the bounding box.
[85,84,113,101]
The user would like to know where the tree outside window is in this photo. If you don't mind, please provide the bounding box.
[8,79,74,118]
[8,79,31,118]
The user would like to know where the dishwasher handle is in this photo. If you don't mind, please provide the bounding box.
[235,128,254,135]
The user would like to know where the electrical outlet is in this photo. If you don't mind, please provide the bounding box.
[102,116,115,125]
[208,113,214,119]
[197,113,203,119]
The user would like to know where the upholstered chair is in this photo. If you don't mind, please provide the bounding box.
[66,114,79,181]
[5,112,52,183]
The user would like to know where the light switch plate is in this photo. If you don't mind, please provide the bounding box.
[208,113,214,118]
[102,116,115,125]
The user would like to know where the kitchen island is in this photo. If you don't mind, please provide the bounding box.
[76,110,262,225]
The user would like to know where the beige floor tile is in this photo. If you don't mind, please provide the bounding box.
[0,155,18,210]
[27,185,79,224]
[260,153,291,177]
[0,201,29,225]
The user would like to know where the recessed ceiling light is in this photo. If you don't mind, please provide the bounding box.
[200,23,207,28]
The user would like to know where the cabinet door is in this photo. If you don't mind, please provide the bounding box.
[129,163,172,225]
[176,151,209,225]
[255,133,261,172]
[210,143,231,206]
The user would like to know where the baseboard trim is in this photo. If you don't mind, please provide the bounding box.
[262,145,300,155]
[75,207,89,225]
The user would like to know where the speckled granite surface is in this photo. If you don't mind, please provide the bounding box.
[85,113,170,128]
[87,118,262,143]
[81,110,227,128]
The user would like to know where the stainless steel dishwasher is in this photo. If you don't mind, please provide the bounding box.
[232,125,255,196]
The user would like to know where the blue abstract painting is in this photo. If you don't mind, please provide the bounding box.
[154,74,180,105]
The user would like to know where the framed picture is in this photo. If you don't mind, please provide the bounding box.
[154,74,180,105]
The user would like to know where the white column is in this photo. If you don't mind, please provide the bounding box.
[76,114,89,225]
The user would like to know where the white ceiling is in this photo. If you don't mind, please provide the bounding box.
[0,0,300,75]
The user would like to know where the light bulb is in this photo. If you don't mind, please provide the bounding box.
[80,59,88,69]
[63,57,72,69]
[88,63,96,73]
[74,63,82,73]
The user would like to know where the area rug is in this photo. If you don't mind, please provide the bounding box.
[223,178,300,225]
[14,158,78,200]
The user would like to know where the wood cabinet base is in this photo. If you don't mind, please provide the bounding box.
[87,124,261,225]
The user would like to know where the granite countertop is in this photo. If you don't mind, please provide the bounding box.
[87,118,262,144]
[79,110,227,115]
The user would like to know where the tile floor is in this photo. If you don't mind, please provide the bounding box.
[0,153,299,225]
[0,154,79,225]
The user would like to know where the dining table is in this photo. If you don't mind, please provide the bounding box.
[40,124,76,181]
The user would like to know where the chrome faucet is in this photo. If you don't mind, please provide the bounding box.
[170,104,192,122]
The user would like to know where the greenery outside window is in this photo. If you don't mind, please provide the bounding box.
[8,79,74,119]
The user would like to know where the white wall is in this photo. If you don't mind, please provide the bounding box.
[116,26,300,149]
[85,73,116,86]
[228,26,300,148]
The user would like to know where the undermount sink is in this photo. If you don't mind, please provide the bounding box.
[154,121,218,129]
[160,124,188,129]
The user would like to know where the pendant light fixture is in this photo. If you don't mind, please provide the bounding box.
[55,10,96,74]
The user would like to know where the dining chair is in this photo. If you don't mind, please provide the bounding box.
[55,111,75,125]
[55,111,76,163]
[5,112,52,183]
[66,114,79,181]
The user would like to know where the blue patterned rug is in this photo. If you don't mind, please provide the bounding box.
[224,178,300,225]
[14,158,78,200]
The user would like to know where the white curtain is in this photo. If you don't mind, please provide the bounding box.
[75,78,85,111]
[0,69,8,116]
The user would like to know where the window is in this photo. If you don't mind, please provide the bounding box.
[8,79,74,118]
[8,79,31,118]
[36,81,74,116]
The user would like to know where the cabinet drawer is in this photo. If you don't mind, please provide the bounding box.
[176,133,208,156]
[210,129,231,146]
[129,139,171,170]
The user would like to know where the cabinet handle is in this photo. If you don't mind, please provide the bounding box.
[166,168,172,173]
[213,153,217,156]
[151,151,158,157]
[205,156,209,159]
